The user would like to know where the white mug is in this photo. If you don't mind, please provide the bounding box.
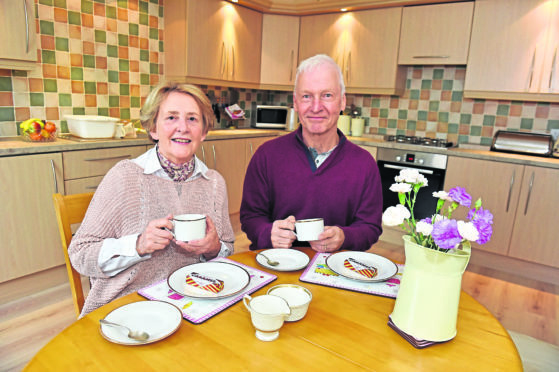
[243,294,290,341]
[295,218,324,241]
[172,214,206,242]
[267,284,312,322]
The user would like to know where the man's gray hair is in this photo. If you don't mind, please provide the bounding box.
[294,54,346,96]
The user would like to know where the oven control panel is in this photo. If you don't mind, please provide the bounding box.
[377,148,447,170]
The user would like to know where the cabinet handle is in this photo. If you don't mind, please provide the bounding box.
[212,144,216,169]
[346,51,352,83]
[220,41,226,77]
[50,159,58,194]
[289,50,294,82]
[549,47,557,91]
[231,45,235,79]
[528,49,536,90]
[523,171,535,216]
[506,170,515,213]
[23,0,30,53]
[201,146,206,164]
[86,185,98,190]
[382,163,433,174]
[249,143,254,157]
[412,55,450,59]
[84,155,131,161]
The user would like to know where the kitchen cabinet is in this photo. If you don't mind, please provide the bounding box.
[465,0,559,103]
[398,2,474,65]
[444,156,559,268]
[299,7,406,95]
[165,0,262,89]
[0,153,64,283]
[260,14,300,90]
[0,0,37,70]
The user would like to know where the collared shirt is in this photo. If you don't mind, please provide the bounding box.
[98,146,229,277]
[309,145,338,168]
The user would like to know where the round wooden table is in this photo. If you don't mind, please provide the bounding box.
[24,248,522,371]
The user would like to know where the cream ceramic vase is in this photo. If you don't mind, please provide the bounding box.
[390,235,471,342]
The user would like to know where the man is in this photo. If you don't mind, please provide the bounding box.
[240,54,383,252]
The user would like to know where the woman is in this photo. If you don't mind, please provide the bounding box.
[69,82,234,317]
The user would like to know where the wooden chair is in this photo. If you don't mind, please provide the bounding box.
[52,192,94,318]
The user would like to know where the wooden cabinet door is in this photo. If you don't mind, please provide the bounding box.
[509,166,559,267]
[299,12,344,70]
[539,0,559,94]
[444,157,524,256]
[398,2,474,65]
[228,4,262,84]
[0,153,65,282]
[260,14,299,88]
[0,0,37,69]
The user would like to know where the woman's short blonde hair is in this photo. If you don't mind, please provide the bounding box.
[140,81,214,142]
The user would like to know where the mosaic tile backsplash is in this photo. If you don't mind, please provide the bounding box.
[0,0,558,146]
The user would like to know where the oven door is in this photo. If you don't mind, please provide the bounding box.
[378,162,446,220]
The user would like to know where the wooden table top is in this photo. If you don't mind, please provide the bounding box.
[24,248,522,371]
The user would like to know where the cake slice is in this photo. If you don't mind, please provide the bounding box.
[185,272,224,294]
[344,258,378,279]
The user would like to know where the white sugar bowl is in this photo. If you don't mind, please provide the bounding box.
[267,284,312,322]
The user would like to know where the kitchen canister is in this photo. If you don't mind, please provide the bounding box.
[287,108,298,131]
[337,115,350,135]
[351,118,365,137]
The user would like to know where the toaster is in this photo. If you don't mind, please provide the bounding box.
[490,131,554,157]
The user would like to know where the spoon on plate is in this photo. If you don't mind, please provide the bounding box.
[100,319,150,341]
[260,253,279,266]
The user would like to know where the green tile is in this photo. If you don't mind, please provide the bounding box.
[120,108,130,119]
[59,93,72,106]
[83,55,95,68]
[71,67,83,80]
[84,81,96,94]
[421,80,432,90]
[480,137,493,146]
[398,110,407,120]
[388,119,397,128]
[81,0,93,13]
[537,102,550,107]
[406,79,411,90]
[131,96,141,107]
[60,121,68,133]
[98,107,109,116]
[460,113,471,124]
[406,120,416,130]
[55,37,69,51]
[159,4,163,17]
[73,107,86,115]
[377,127,387,135]
[548,120,559,130]
[30,93,44,106]
[438,112,449,123]
[109,95,119,107]
[106,6,116,19]
[159,40,164,53]
[149,28,159,40]
[520,118,533,129]
[117,0,128,8]
[40,20,55,35]
[120,84,129,96]
[42,50,56,64]
[139,1,149,13]
[396,129,406,136]
[451,91,463,101]
[150,0,159,4]
[129,23,139,36]
[108,70,119,82]
[433,69,444,80]
[0,107,15,121]
[118,34,128,46]
[442,80,453,91]
[458,134,469,144]
[68,11,81,25]
[39,0,54,5]
[496,105,509,116]
[95,30,106,43]
[448,123,459,134]
[54,0,67,8]
[150,63,159,74]
[140,73,149,85]
[139,13,148,26]
[43,79,57,92]
[409,89,420,100]
[429,101,439,111]
[469,126,481,136]
[0,77,13,91]
[380,108,388,118]
[482,115,495,126]
[107,45,118,58]
[13,70,27,77]
[417,110,427,121]
[119,59,129,71]
[371,98,380,108]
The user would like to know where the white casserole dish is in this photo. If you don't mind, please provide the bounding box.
[65,115,119,138]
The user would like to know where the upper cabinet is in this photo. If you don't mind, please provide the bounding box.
[398,2,474,65]
[260,14,300,90]
[164,0,262,88]
[299,7,406,95]
[465,0,559,102]
[0,0,38,70]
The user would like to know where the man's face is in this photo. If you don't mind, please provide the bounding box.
[293,64,346,136]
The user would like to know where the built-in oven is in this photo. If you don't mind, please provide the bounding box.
[377,147,448,220]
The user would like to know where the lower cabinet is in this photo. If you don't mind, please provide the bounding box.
[444,156,559,268]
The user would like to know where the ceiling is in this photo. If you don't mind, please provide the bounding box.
[236,0,459,15]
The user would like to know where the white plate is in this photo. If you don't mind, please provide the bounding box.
[256,249,310,271]
[167,262,250,299]
[256,248,310,271]
[325,251,398,282]
[100,301,182,345]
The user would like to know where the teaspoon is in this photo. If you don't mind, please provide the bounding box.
[100,319,150,342]
[260,252,279,266]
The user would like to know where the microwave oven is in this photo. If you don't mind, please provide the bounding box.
[252,105,289,129]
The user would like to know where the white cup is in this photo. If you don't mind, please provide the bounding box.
[243,294,291,341]
[295,218,324,241]
[172,214,206,242]
[267,284,312,322]
[351,118,365,137]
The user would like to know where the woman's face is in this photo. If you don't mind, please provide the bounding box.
[150,91,207,164]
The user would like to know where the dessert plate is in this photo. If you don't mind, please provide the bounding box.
[167,262,250,299]
[325,251,398,282]
[100,300,182,345]
[256,249,310,271]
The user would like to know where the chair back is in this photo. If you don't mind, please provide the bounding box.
[52,192,94,318]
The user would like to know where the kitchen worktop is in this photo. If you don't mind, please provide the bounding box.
[1,129,558,169]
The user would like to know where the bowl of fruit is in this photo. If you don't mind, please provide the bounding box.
[20,118,57,142]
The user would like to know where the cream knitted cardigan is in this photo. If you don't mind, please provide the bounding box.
[69,160,234,317]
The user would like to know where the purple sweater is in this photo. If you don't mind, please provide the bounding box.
[240,127,383,251]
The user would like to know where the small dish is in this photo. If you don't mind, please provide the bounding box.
[267,284,312,322]
[326,251,398,282]
[167,262,250,299]
[256,249,310,271]
[99,300,182,345]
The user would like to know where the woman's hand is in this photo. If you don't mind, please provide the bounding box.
[136,214,175,256]
[271,215,296,248]
[175,215,221,259]
[309,226,345,253]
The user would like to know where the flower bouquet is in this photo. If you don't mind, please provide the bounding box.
[383,168,493,343]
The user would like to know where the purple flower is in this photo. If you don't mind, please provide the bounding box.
[448,187,472,208]
[420,218,432,224]
[432,219,462,250]
[468,207,493,225]
[473,220,493,244]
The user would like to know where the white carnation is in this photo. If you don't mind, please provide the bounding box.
[433,214,446,223]
[416,221,433,236]
[382,204,411,226]
[433,190,452,201]
[390,182,412,193]
[457,221,479,242]
[395,168,421,183]
[417,174,428,186]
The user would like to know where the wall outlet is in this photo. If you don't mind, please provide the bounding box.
[551,129,559,141]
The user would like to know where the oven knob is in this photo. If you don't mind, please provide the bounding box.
[417,158,424,165]
[395,156,401,162]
